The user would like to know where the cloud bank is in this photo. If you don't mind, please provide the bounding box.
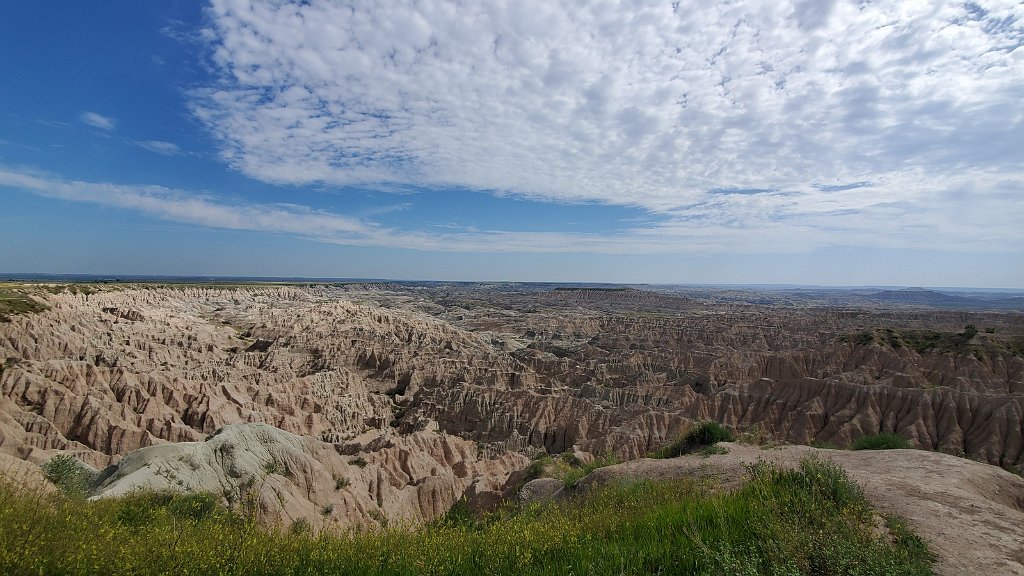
[182,0,1024,253]
[13,2,1021,258]
[196,4,1019,182]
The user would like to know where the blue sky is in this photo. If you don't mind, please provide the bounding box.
[1,1,1022,287]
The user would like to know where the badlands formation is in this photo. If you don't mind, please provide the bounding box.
[1,282,1023,572]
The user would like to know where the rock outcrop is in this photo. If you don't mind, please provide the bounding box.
[92,422,525,529]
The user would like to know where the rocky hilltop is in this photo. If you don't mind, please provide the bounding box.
[0,283,1022,533]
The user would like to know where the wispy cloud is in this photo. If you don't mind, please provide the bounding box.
[814,182,872,193]
[0,167,370,239]
[134,140,181,155]
[79,111,116,131]
[1,166,1020,255]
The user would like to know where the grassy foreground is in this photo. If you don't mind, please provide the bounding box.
[0,457,932,575]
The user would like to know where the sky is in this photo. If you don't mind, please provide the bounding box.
[1,1,1022,287]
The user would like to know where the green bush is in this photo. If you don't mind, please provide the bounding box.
[650,421,735,458]
[41,454,95,497]
[115,491,221,526]
[852,432,910,451]
[518,453,553,486]
[561,452,620,490]
[168,492,219,521]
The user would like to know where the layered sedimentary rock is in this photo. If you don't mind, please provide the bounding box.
[0,283,1022,528]
[91,422,525,529]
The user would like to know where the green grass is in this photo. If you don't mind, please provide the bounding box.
[650,421,735,459]
[560,452,620,490]
[0,287,49,322]
[518,451,621,491]
[40,454,97,498]
[852,432,911,451]
[0,456,933,575]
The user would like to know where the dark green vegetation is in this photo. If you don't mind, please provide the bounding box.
[852,433,911,451]
[41,284,99,296]
[520,451,620,490]
[559,452,620,489]
[840,325,1024,358]
[0,457,932,575]
[650,421,735,459]
[0,286,48,321]
[41,454,97,498]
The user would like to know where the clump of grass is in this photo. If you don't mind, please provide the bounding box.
[811,439,840,450]
[852,432,911,450]
[40,454,96,498]
[560,452,620,490]
[0,456,933,575]
[519,450,620,490]
[1001,464,1023,478]
[519,453,553,484]
[699,444,730,457]
[262,456,285,476]
[650,421,735,459]
[349,456,368,468]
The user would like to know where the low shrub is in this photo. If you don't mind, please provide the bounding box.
[561,452,620,490]
[168,492,219,521]
[852,432,910,451]
[40,454,95,497]
[650,421,735,458]
[114,491,222,527]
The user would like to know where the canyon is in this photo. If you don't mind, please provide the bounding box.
[0,281,1022,571]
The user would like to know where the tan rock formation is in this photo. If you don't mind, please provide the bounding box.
[92,422,526,530]
[0,283,1021,535]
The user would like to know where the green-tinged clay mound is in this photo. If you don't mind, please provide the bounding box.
[0,456,933,575]
[0,286,49,322]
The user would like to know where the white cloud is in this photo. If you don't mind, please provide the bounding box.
[0,167,371,239]
[10,1,1023,259]
[79,111,116,131]
[1,166,1019,255]
[191,1,1023,220]
[135,140,182,155]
